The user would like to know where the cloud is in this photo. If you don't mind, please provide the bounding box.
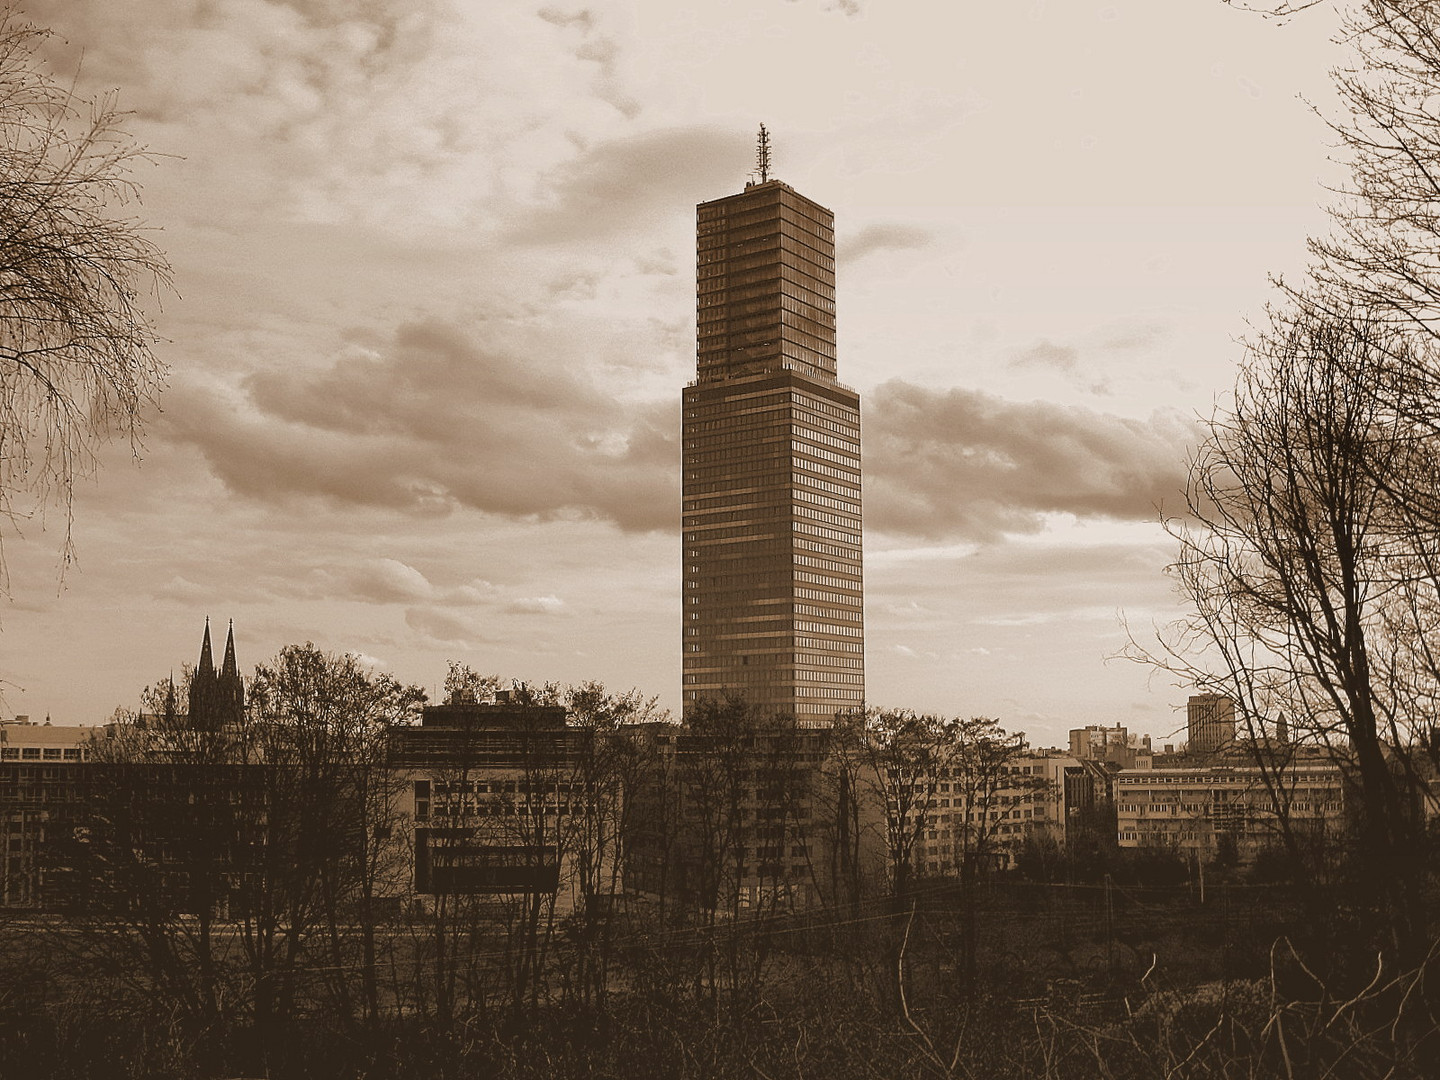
[34,2,455,209]
[155,575,212,604]
[504,595,568,616]
[347,559,435,604]
[33,0,645,234]
[973,607,1120,628]
[506,126,751,244]
[1008,340,1078,373]
[1006,338,1114,397]
[405,607,490,644]
[404,592,566,643]
[537,7,640,118]
[161,318,679,532]
[786,0,863,14]
[537,8,595,31]
[865,380,1197,540]
[892,643,939,659]
[841,223,932,265]
[1100,321,1168,353]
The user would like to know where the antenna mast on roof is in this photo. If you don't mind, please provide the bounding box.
[756,124,771,183]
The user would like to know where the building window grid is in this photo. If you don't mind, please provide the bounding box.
[793,444,860,471]
[686,183,862,716]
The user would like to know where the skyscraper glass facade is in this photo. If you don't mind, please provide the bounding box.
[682,179,864,725]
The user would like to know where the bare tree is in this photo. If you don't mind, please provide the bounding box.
[814,708,872,915]
[240,644,423,1049]
[1133,308,1434,960]
[946,716,1036,993]
[558,681,666,1007]
[1296,3,1440,340]
[946,716,1033,878]
[442,660,501,704]
[56,673,256,1060]
[0,7,171,587]
[853,707,959,904]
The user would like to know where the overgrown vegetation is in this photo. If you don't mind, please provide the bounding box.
[2,870,1437,1078]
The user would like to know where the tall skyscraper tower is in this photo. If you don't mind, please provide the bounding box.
[682,132,864,726]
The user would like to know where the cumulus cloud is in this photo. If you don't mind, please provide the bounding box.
[161,319,678,531]
[841,223,932,265]
[346,559,436,604]
[35,2,457,213]
[865,380,1197,540]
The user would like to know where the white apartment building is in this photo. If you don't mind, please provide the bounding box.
[910,752,1080,877]
[1115,764,1345,856]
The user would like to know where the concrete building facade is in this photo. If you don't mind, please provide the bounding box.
[901,751,1081,878]
[389,699,613,914]
[1114,763,1345,857]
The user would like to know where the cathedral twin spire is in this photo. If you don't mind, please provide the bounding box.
[188,618,244,730]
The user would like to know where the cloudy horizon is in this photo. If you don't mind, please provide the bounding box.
[2,0,1343,747]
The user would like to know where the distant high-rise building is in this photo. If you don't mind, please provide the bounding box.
[1069,724,1152,768]
[1187,693,1236,757]
[681,136,864,726]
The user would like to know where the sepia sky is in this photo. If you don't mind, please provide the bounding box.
[4,0,1343,746]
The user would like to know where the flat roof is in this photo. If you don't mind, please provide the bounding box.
[0,725,96,746]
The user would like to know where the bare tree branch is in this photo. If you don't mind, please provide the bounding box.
[0,5,172,597]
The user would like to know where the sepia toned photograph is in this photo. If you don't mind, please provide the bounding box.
[1,1,1436,1076]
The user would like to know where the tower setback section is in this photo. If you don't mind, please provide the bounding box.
[682,177,864,726]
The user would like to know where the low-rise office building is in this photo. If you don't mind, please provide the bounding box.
[389,697,612,914]
[906,751,1086,877]
[1114,763,1346,856]
[0,719,96,906]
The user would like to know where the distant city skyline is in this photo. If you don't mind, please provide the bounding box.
[3,0,1344,746]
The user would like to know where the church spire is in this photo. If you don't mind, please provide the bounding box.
[221,620,238,680]
[197,617,215,678]
[217,619,245,727]
[189,618,219,730]
[163,674,178,728]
